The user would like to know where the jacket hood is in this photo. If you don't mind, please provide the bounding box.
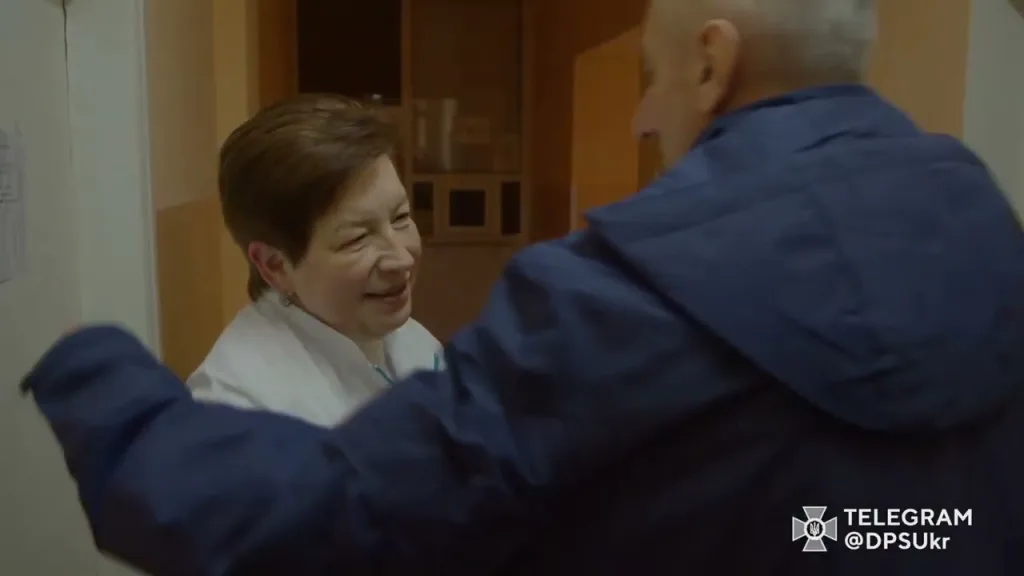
[589,85,1024,432]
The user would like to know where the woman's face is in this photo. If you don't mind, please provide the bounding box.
[272,156,421,341]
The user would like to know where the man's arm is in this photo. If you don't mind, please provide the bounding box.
[23,238,717,575]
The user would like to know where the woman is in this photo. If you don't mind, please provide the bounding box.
[188,94,443,427]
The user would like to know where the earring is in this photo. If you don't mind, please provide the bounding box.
[279,292,296,307]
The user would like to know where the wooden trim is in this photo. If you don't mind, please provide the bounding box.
[256,0,298,107]
[520,0,535,245]
[401,0,414,186]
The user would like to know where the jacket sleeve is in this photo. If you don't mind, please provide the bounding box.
[22,238,701,575]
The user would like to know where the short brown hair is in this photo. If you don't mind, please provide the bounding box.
[219,93,397,301]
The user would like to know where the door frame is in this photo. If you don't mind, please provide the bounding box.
[65,0,160,352]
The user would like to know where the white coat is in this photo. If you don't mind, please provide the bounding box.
[187,292,443,427]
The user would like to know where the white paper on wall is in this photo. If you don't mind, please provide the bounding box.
[0,123,28,284]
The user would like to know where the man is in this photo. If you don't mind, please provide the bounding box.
[23,0,1024,574]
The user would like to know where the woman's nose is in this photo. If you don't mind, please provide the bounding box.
[377,242,414,273]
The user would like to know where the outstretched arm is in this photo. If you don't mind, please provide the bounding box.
[23,238,704,575]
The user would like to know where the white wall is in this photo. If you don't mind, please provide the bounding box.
[0,1,92,570]
[963,0,1024,213]
[0,0,155,574]
[68,0,160,352]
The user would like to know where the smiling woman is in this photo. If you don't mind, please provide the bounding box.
[188,93,445,427]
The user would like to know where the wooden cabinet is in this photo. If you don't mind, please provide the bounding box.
[405,0,528,244]
[296,0,402,100]
[294,0,530,245]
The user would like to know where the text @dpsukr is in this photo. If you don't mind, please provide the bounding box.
[793,507,972,552]
[842,508,970,551]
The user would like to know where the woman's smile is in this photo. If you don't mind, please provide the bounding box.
[364,282,410,308]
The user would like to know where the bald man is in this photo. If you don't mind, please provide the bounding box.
[23,0,1024,574]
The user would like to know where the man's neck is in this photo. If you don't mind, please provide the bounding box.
[725,68,864,115]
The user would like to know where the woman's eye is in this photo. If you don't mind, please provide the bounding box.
[338,234,367,249]
[393,212,411,225]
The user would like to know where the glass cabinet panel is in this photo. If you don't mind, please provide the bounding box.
[410,0,522,174]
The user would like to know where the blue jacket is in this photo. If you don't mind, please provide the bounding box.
[24,85,1024,575]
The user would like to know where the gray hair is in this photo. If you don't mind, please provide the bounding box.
[718,0,877,82]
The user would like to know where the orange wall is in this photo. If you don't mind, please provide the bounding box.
[148,0,260,377]
[866,0,971,137]
[147,0,218,212]
[147,0,223,377]
[213,0,262,327]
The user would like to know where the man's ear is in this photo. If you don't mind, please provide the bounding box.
[247,241,294,295]
[695,18,741,114]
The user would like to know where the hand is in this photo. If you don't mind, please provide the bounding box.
[19,326,87,395]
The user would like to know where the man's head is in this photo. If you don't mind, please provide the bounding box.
[634,0,877,165]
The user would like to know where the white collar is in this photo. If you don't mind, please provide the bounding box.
[255,291,440,384]
[259,292,395,371]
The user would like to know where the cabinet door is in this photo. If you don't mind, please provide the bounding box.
[410,0,522,174]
